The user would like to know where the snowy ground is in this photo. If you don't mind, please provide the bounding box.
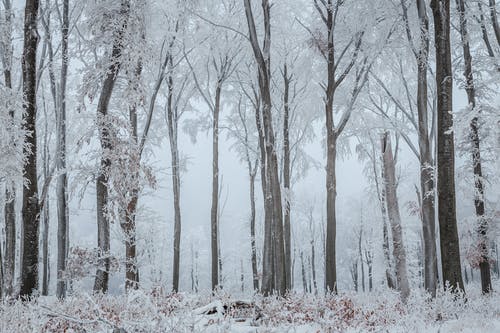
[1,283,499,332]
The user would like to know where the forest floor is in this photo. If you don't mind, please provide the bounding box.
[0,281,499,332]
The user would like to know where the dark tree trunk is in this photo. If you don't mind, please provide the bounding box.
[456,0,491,293]
[94,0,130,293]
[430,0,465,292]
[41,132,49,296]
[20,0,41,297]
[41,198,49,296]
[325,132,337,293]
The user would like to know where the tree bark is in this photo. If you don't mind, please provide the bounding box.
[430,0,465,292]
[410,0,439,297]
[282,64,292,291]
[381,132,410,302]
[166,67,182,293]
[211,84,221,290]
[456,0,491,293]
[249,170,259,291]
[325,132,337,293]
[41,132,49,296]
[370,139,396,289]
[244,0,286,295]
[254,99,274,294]
[358,227,365,292]
[56,0,69,299]
[94,0,130,293]
[20,0,41,297]
[123,61,142,291]
[1,0,16,298]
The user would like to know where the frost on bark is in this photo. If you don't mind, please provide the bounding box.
[381,132,410,302]
[20,0,41,297]
[430,0,464,292]
[310,0,366,294]
[282,63,292,291]
[166,70,182,293]
[94,0,131,293]
[235,98,259,291]
[56,0,69,299]
[243,0,286,295]
[401,0,438,296]
[456,0,491,293]
[1,0,16,298]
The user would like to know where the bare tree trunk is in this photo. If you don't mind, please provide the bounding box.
[325,134,337,293]
[456,0,491,293]
[41,199,49,296]
[381,132,410,302]
[211,85,221,290]
[166,69,182,293]
[41,125,50,296]
[249,171,259,290]
[94,0,130,293]
[412,0,438,297]
[300,251,307,292]
[430,0,465,292]
[370,139,396,289]
[282,63,292,291]
[1,0,16,298]
[350,259,358,292]
[365,248,373,291]
[255,102,274,294]
[237,93,259,291]
[20,0,41,297]
[358,226,365,292]
[477,2,497,60]
[56,0,69,299]
[311,239,318,294]
[244,0,286,295]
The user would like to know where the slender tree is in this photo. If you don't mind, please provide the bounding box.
[456,0,491,293]
[94,0,131,293]
[243,0,286,295]
[56,0,70,299]
[381,132,410,302]
[401,0,438,296]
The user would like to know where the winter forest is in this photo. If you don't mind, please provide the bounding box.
[0,0,499,331]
